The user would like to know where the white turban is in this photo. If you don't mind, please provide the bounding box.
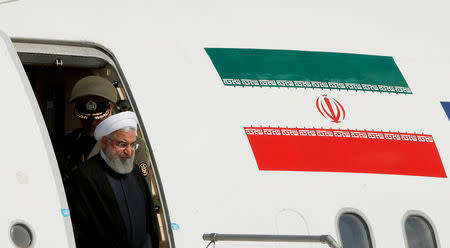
[94,111,138,140]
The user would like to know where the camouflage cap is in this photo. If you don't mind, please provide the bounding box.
[69,76,118,103]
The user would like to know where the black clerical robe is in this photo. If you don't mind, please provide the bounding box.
[67,154,158,248]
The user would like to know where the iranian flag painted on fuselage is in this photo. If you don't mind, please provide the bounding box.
[206,48,446,178]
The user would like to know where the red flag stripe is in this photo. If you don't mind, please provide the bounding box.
[244,127,446,178]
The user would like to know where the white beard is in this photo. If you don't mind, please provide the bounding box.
[104,145,135,174]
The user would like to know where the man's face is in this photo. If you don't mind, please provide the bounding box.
[77,96,113,137]
[102,129,137,174]
[105,129,137,159]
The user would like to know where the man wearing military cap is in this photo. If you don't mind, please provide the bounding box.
[56,75,118,182]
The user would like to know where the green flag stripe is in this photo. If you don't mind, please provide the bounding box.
[205,48,411,94]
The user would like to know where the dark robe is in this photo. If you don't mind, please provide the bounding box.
[67,154,158,248]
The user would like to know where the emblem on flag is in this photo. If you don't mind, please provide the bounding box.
[316,95,346,123]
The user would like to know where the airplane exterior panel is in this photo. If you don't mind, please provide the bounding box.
[0,31,73,247]
[0,1,449,248]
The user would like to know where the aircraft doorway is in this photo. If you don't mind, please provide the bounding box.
[14,40,171,248]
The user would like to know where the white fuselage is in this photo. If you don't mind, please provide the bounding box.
[0,1,449,248]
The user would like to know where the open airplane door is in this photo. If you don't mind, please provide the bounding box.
[0,31,74,247]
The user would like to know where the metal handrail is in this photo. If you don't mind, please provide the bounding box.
[203,233,342,248]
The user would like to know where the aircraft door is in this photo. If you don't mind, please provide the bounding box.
[0,31,74,247]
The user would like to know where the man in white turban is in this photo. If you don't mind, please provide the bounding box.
[67,111,158,248]
[95,111,138,174]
